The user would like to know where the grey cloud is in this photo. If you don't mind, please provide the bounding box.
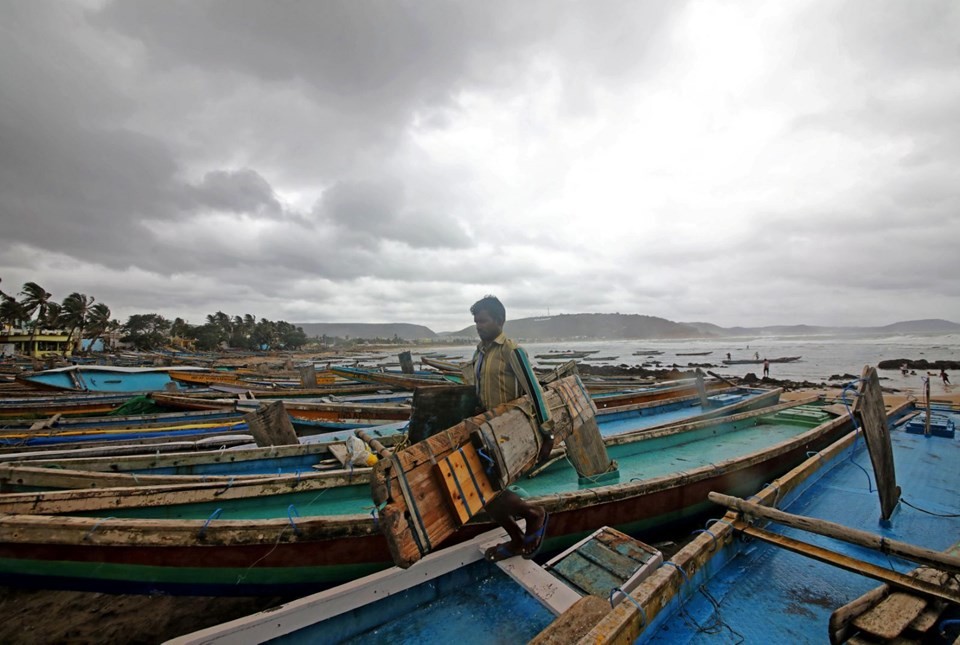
[188,169,284,216]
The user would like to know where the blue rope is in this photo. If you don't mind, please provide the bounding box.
[287,504,302,535]
[611,588,647,626]
[690,528,718,551]
[477,448,495,474]
[705,518,734,531]
[661,560,690,584]
[198,508,223,538]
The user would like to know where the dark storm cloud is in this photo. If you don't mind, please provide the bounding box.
[2,1,959,329]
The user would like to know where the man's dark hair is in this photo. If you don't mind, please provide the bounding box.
[470,295,506,325]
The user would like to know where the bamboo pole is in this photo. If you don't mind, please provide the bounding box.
[709,492,960,575]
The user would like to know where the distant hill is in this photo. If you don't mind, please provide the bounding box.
[684,318,960,337]
[295,315,960,341]
[874,319,960,333]
[441,313,706,340]
[297,322,436,341]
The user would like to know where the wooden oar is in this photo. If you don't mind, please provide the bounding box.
[709,492,960,575]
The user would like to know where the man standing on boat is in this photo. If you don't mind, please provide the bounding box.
[464,295,552,562]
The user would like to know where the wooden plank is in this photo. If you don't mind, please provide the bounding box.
[563,416,616,480]
[595,527,657,564]
[398,351,414,374]
[551,551,626,597]
[481,537,581,616]
[297,364,316,388]
[435,447,495,524]
[852,591,928,640]
[243,401,298,446]
[577,539,641,582]
[529,595,612,645]
[855,365,900,519]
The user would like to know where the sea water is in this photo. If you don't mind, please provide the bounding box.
[425,333,960,394]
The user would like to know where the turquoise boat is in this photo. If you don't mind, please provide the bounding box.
[0,395,868,595]
[16,365,210,393]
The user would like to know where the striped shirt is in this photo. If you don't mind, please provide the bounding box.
[463,332,552,428]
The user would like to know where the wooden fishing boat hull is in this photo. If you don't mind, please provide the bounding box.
[0,400,864,595]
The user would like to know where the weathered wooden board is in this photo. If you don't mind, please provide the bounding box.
[855,365,900,520]
[372,375,597,568]
[436,444,497,523]
[243,401,299,446]
[563,417,615,480]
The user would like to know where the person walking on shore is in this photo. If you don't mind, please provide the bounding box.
[464,295,553,562]
[942,369,951,386]
[763,358,770,378]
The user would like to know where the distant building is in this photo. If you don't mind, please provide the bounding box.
[0,327,75,358]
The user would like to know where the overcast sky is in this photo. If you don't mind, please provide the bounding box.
[2,1,959,332]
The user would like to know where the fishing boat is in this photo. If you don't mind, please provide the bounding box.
[0,390,869,595]
[675,351,712,356]
[570,377,957,643]
[331,365,463,388]
[534,351,599,360]
[0,391,143,419]
[15,365,209,393]
[167,525,664,644]
[722,355,802,365]
[169,369,342,389]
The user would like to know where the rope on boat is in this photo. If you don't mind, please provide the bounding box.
[197,508,223,539]
[838,379,878,493]
[287,504,302,535]
[611,587,647,626]
[704,518,735,531]
[83,516,117,541]
[689,529,718,552]
[213,476,235,496]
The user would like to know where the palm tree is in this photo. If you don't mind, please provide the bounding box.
[85,303,112,351]
[61,292,95,354]
[0,294,27,333]
[18,282,52,357]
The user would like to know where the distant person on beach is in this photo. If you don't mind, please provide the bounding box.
[726,352,731,360]
[763,358,770,378]
[942,369,951,385]
[755,351,760,361]
[901,363,910,376]
[465,295,553,562]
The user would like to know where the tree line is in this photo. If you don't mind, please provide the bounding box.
[0,278,306,352]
